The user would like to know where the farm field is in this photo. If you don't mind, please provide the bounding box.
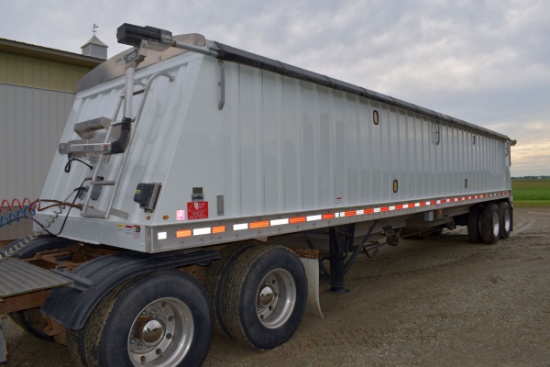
[512,178,550,207]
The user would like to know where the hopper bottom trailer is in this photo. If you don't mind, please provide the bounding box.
[0,24,515,366]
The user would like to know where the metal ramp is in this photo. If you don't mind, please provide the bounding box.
[0,258,72,299]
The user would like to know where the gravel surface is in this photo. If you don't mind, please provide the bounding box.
[2,207,549,367]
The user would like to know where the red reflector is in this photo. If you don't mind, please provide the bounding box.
[322,213,335,220]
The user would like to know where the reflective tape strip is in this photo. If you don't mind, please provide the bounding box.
[270,218,289,226]
[163,190,510,240]
[193,227,211,236]
[233,223,248,231]
[290,216,306,224]
[212,226,226,234]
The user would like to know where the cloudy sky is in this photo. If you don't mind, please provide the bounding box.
[1,0,548,176]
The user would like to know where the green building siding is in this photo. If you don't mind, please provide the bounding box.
[0,52,92,93]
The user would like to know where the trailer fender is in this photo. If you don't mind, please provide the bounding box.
[41,249,219,330]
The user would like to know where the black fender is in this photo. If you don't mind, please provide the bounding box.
[41,249,219,330]
[1,235,74,259]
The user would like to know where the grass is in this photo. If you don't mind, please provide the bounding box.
[512,179,550,207]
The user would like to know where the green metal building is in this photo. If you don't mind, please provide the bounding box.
[0,37,104,241]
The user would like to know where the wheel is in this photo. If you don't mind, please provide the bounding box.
[220,245,307,350]
[67,329,87,367]
[6,236,74,340]
[498,201,512,239]
[84,271,213,367]
[204,242,254,338]
[467,205,483,243]
[67,275,147,367]
[480,203,500,245]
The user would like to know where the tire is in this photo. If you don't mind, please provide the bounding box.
[220,245,307,350]
[498,201,512,239]
[480,203,500,245]
[67,275,147,367]
[6,235,74,340]
[84,271,213,367]
[67,330,87,367]
[467,205,483,243]
[204,242,254,338]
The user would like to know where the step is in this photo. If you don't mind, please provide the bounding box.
[0,258,72,298]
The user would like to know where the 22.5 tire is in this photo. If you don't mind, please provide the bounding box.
[480,203,500,245]
[84,270,212,367]
[220,245,307,350]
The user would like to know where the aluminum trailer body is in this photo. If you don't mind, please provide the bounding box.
[0,24,514,367]
[36,34,512,253]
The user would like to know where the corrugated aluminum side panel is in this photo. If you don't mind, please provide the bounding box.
[155,57,510,221]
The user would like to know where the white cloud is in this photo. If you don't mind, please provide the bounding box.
[1,0,548,176]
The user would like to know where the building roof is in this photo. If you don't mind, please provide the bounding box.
[81,35,108,48]
[0,37,103,68]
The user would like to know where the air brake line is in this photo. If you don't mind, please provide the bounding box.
[0,180,88,260]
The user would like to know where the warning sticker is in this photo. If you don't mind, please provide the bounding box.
[176,210,186,221]
[187,201,208,220]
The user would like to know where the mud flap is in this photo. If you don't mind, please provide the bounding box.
[294,248,324,319]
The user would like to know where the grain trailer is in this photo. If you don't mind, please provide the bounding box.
[0,23,515,366]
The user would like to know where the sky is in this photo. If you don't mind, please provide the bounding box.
[1,0,549,177]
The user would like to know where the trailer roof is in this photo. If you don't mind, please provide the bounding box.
[212,41,512,142]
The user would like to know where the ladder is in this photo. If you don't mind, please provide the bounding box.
[60,54,174,219]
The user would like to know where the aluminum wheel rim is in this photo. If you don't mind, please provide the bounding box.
[492,212,500,238]
[503,209,511,232]
[128,297,193,367]
[256,268,296,329]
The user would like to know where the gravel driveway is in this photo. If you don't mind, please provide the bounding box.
[2,207,549,367]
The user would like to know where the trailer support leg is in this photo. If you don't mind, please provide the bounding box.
[328,224,355,293]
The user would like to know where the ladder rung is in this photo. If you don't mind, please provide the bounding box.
[81,209,107,218]
[92,180,116,186]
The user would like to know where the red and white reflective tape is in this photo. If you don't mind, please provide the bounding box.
[160,191,510,241]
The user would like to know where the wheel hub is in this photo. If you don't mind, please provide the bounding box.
[136,319,165,346]
[255,269,296,329]
[258,285,276,308]
[128,298,193,366]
